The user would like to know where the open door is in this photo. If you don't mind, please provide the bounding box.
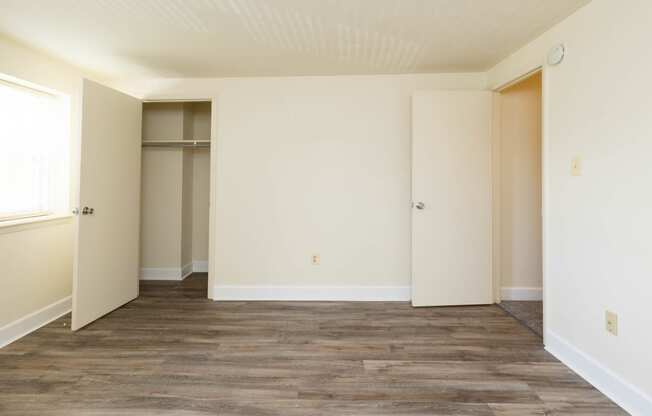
[72,79,142,330]
[411,91,493,307]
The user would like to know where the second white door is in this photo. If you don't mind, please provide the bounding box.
[411,91,493,307]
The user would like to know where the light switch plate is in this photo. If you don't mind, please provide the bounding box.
[312,254,320,265]
[606,310,618,336]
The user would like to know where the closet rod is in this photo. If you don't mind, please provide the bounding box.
[142,143,210,148]
[142,140,210,148]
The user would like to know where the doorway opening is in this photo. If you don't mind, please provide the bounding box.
[494,71,543,337]
[139,101,212,299]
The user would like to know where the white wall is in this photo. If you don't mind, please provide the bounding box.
[192,149,210,263]
[499,73,542,298]
[142,102,185,140]
[190,103,211,266]
[140,148,183,270]
[114,74,487,298]
[0,36,88,339]
[180,148,194,268]
[0,219,72,329]
[488,0,652,413]
[140,147,203,275]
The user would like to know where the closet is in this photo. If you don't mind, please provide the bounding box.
[139,101,211,281]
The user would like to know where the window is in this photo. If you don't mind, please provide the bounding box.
[0,77,70,222]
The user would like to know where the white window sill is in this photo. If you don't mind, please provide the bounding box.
[0,213,73,235]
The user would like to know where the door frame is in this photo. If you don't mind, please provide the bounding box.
[141,97,216,300]
[491,65,548,345]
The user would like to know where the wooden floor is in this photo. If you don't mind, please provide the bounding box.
[0,274,626,415]
[497,301,543,338]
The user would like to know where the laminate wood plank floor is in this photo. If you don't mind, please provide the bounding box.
[497,301,543,338]
[0,274,626,415]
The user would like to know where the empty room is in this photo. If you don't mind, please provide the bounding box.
[0,1,650,415]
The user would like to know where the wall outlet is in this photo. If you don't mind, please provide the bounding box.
[571,156,582,176]
[605,310,618,336]
[312,254,320,265]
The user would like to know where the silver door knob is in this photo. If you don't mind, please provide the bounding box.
[414,202,425,210]
[82,206,94,215]
[72,208,79,215]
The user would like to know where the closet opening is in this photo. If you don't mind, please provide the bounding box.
[139,101,212,298]
[495,71,543,339]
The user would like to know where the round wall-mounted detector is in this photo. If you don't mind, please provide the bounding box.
[547,44,565,66]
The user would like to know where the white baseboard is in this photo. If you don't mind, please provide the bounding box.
[212,285,411,301]
[140,263,193,281]
[181,262,193,279]
[501,286,543,301]
[192,260,208,273]
[0,296,71,348]
[545,330,652,416]
[140,267,183,280]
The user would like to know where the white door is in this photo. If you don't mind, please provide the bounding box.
[72,79,142,330]
[411,91,493,307]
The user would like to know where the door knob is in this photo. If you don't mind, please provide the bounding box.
[414,202,425,210]
[72,208,79,215]
[82,206,94,215]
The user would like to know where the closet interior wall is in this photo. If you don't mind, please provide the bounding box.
[140,102,211,280]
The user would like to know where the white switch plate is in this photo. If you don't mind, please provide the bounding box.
[312,254,320,265]
[606,310,618,336]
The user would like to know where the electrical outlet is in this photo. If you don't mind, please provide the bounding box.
[571,157,582,176]
[312,254,320,265]
[605,310,618,336]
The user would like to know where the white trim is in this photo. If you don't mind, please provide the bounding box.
[142,98,211,103]
[541,63,550,345]
[500,286,543,301]
[0,296,71,348]
[545,330,652,416]
[140,267,183,280]
[0,72,64,97]
[0,213,73,235]
[207,98,217,300]
[193,260,208,273]
[0,211,51,223]
[140,263,194,280]
[181,262,193,279]
[212,285,411,301]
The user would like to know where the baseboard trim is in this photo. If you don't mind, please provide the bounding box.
[501,286,543,301]
[212,285,411,301]
[545,330,652,416]
[181,262,193,280]
[0,296,71,348]
[192,260,208,273]
[140,262,205,280]
[140,267,183,280]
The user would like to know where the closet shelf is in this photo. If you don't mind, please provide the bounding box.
[142,139,210,148]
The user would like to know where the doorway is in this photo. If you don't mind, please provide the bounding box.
[495,71,543,337]
[140,101,212,299]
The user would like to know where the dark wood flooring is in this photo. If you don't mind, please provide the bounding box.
[0,274,626,415]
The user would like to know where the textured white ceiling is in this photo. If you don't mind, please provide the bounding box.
[0,0,590,78]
